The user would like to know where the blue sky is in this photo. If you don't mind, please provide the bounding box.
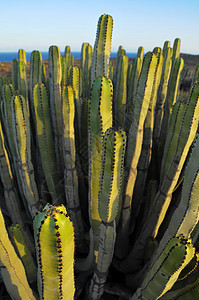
[1,0,199,54]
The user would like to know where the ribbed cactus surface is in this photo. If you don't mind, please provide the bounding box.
[0,13,198,300]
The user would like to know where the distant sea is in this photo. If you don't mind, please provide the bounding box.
[0,52,137,62]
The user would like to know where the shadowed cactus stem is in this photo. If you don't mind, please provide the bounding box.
[0,208,36,300]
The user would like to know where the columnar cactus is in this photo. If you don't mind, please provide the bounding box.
[153,46,173,142]
[48,45,64,177]
[0,13,198,300]
[12,58,18,90]
[91,14,113,85]
[119,83,199,273]
[33,204,75,300]
[0,208,36,300]
[33,83,63,204]
[116,51,160,258]
[62,85,86,250]
[131,236,195,300]
[88,128,126,299]
[125,56,142,132]
[159,57,184,145]
[12,95,40,217]
[113,52,128,128]
[81,42,93,98]
[8,224,37,282]
[88,76,113,259]
[131,49,163,226]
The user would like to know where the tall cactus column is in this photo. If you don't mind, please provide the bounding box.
[11,95,40,217]
[48,45,64,178]
[90,14,113,85]
[88,128,126,300]
[33,83,63,204]
[118,83,199,274]
[62,85,86,251]
[88,76,113,261]
[115,52,159,259]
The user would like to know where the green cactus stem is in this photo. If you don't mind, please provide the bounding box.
[62,85,86,250]
[125,56,142,133]
[160,270,199,299]
[79,97,90,178]
[2,83,15,140]
[8,224,37,282]
[153,132,199,261]
[119,83,199,273]
[163,40,170,56]
[98,128,126,223]
[81,43,93,98]
[30,50,42,103]
[88,128,126,297]
[153,46,173,143]
[115,52,159,259]
[2,84,32,212]
[67,66,81,139]
[113,46,126,86]
[18,60,28,99]
[12,58,18,90]
[48,45,64,178]
[137,46,144,62]
[113,53,128,129]
[91,14,113,85]
[88,76,113,259]
[108,59,113,81]
[65,45,71,55]
[88,221,116,300]
[152,84,199,236]
[0,208,36,300]
[33,204,75,300]
[171,38,181,67]
[159,57,184,145]
[18,49,28,98]
[33,83,63,204]
[160,101,186,184]
[191,64,199,86]
[0,117,24,226]
[131,235,195,300]
[18,49,27,64]
[61,56,67,86]
[11,95,40,217]
[64,45,74,68]
[42,63,47,86]
[130,49,163,228]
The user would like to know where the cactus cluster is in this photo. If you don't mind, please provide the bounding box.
[0,13,199,300]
